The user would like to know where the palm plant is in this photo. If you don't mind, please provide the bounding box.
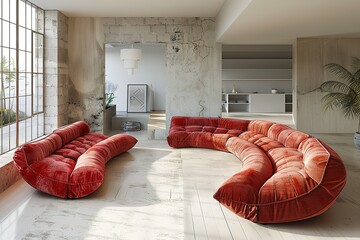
[316,57,360,133]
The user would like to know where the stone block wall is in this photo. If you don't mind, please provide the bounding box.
[44,10,69,133]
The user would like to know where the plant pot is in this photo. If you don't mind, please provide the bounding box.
[103,104,116,135]
[355,132,360,149]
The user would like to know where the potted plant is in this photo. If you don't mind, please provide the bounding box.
[103,83,118,134]
[315,57,360,149]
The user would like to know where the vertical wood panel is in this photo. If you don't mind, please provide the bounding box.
[295,38,360,133]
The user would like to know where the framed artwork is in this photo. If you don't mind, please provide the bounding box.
[127,84,147,113]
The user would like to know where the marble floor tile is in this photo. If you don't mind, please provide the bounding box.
[1,133,360,240]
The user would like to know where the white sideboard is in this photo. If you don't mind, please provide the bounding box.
[222,93,292,113]
[249,94,285,113]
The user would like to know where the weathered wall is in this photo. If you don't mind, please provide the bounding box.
[67,17,220,132]
[44,10,69,133]
[295,38,360,133]
[104,17,221,128]
[67,18,105,132]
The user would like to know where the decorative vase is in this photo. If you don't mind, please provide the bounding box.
[355,132,360,149]
[232,87,236,94]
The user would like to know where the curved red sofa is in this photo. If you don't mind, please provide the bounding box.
[13,121,137,198]
[167,116,346,223]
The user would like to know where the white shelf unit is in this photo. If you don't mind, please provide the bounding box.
[222,93,292,113]
[221,45,293,113]
[285,93,293,112]
[222,69,292,81]
[222,93,249,112]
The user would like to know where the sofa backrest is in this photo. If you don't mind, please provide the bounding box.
[218,118,250,131]
[21,133,63,166]
[247,120,274,136]
[14,121,91,168]
[248,120,329,184]
[53,121,90,145]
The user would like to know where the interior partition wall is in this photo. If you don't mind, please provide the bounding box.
[0,0,44,154]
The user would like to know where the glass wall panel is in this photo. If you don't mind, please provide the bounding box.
[0,0,44,154]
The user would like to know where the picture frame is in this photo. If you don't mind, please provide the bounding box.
[127,84,147,113]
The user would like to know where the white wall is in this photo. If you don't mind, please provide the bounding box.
[105,44,166,111]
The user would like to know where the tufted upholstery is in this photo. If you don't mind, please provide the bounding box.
[13,121,137,198]
[167,116,346,223]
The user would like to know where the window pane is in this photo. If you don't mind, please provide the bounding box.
[26,29,32,52]
[26,51,31,72]
[19,50,26,72]
[9,48,16,71]
[25,118,31,141]
[19,0,26,27]
[37,113,44,136]
[19,26,26,50]
[2,21,10,47]
[9,0,16,24]
[9,103,16,149]
[31,114,37,138]
[18,73,26,96]
[33,73,43,113]
[2,124,10,152]
[9,23,16,49]
[26,73,31,95]
[0,21,2,44]
[19,118,26,145]
[2,0,9,21]
[26,2,32,29]
[36,8,44,33]
[19,95,31,118]
[33,33,43,73]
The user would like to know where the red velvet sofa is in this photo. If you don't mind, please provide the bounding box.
[13,121,137,198]
[167,116,347,223]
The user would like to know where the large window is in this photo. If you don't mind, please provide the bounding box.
[0,0,44,154]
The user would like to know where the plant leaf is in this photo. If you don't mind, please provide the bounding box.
[324,63,353,83]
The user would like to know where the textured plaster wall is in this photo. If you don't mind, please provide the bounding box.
[104,17,222,128]
[44,10,69,133]
[67,17,221,132]
[68,18,105,132]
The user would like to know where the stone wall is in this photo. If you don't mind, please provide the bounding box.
[67,18,105,132]
[104,17,221,128]
[44,10,69,133]
[65,17,221,132]
[67,17,221,132]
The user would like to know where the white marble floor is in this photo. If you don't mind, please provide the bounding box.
[1,132,360,239]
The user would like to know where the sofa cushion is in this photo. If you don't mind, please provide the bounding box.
[21,134,63,167]
[214,137,274,222]
[22,154,76,198]
[247,120,274,136]
[68,134,138,198]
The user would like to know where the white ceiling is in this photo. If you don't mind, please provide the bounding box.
[30,0,360,44]
[30,0,226,17]
[218,0,360,44]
